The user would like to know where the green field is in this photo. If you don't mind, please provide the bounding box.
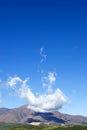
[0,123,87,130]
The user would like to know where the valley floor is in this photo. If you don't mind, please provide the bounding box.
[0,123,87,130]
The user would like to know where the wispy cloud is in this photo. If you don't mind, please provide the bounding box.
[0,99,3,104]
[0,79,2,83]
[0,48,67,112]
[40,48,47,63]
[7,76,22,87]
[0,80,3,104]
[42,72,56,93]
[7,74,67,112]
[0,93,3,104]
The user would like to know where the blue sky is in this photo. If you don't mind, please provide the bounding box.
[0,0,87,116]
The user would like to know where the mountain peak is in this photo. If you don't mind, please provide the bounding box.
[0,105,87,125]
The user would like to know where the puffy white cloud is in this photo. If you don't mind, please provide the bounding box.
[20,87,67,112]
[40,48,47,63]
[7,73,67,112]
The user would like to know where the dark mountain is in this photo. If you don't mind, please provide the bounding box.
[0,105,87,125]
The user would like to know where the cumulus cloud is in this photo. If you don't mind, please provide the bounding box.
[40,48,47,63]
[20,87,67,112]
[7,74,67,112]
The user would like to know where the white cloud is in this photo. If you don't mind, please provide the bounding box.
[42,72,56,93]
[7,76,22,87]
[40,48,47,63]
[22,87,67,112]
[7,74,67,112]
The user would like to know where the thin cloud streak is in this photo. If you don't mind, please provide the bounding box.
[0,93,2,104]
[40,48,47,63]
[42,72,56,93]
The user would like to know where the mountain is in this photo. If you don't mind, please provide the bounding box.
[0,105,87,125]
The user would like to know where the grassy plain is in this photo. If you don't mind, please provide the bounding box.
[0,123,87,130]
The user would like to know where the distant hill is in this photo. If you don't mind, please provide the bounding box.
[0,105,87,125]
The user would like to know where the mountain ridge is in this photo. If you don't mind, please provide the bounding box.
[0,105,87,125]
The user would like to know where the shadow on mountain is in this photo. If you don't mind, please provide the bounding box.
[26,118,41,123]
[33,112,53,116]
[33,112,65,123]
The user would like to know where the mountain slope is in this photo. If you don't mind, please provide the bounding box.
[0,105,87,125]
